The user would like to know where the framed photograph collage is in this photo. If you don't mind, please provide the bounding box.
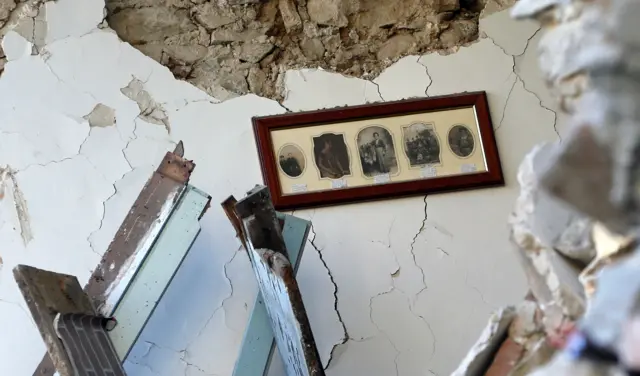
[252,91,504,210]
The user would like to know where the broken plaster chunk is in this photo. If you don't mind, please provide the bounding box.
[1,30,32,61]
[452,306,516,376]
[511,142,596,264]
[83,104,116,128]
[509,300,543,344]
[530,247,586,319]
[120,78,171,133]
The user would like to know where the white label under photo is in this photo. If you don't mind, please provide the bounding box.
[331,179,347,189]
[373,173,390,184]
[461,164,477,173]
[291,184,307,193]
[420,166,437,178]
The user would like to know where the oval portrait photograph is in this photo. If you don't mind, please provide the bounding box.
[447,124,475,158]
[278,143,306,178]
[401,122,441,167]
[312,133,351,179]
[356,125,398,177]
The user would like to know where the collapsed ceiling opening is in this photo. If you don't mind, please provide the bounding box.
[105,0,514,101]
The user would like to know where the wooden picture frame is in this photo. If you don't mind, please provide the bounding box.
[252,91,504,211]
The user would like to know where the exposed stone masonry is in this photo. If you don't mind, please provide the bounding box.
[106,0,513,101]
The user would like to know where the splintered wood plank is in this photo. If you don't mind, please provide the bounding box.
[108,186,211,360]
[13,265,97,376]
[33,146,197,376]
[234,186,324,376]
[233,213,311,376]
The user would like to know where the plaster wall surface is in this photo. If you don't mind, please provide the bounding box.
[0,1,561,375]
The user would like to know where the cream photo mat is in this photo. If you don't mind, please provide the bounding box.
[270,106,488,195]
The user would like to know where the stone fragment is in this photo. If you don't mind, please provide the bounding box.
[165,29,210,47]
[279,0,302,33]
[307,0,348,27]
[163,44,208,64]
[211,29,262,44]
[83,104,116,128]
[299,38,325,60]
[108,8,196,44]
[517,244,585,318]
[321,35,341,53]
[509,301,543,344]
[377,34,415,61]
[511,143,596,264]
[247,65,267,93]
[439,19,479,47]
[228,0,262,4]
[237,42,275,63]
[192,2,236,30]
[0,0,16,22]
[452,306,516,376]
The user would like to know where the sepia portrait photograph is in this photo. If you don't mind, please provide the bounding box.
[278,143,306,178]
[312,133,351,179]
[356,125,399,177]
[402,122,441,167]
[448,124,475,158]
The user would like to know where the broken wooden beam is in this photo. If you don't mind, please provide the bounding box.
[233,213,311,376]
[231,185,324,376]
[31,142,202,376]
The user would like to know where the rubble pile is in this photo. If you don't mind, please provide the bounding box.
[455,0,640,373]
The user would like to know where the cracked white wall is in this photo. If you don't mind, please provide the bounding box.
[0,1,561,375]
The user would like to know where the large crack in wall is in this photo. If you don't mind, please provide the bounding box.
[105,0,514,101]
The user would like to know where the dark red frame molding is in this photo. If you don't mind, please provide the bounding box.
[252,91,504,211]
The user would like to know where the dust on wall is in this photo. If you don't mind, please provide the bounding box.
[105,0,515,101]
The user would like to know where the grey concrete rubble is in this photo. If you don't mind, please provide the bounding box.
[455,0,640,373]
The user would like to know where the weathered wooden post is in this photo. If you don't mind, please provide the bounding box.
[224,186,325,376]
[16,142,211,376]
